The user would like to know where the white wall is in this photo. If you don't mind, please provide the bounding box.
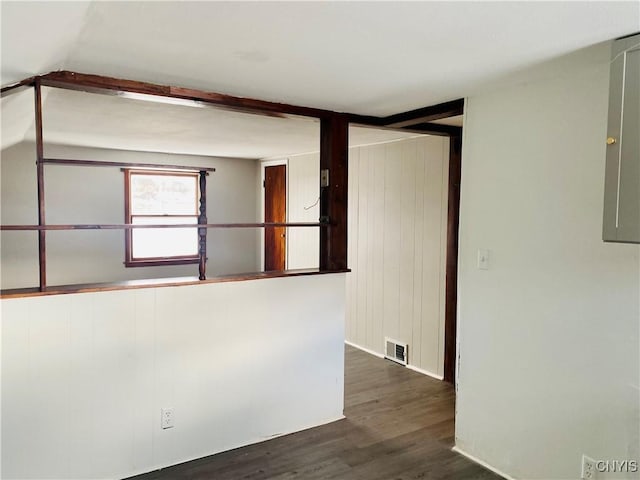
[345,136,449,377]
[258,154,320,271]
[0,142,260,289]
[1,274,346,479]
[455,43,640,479]
[286,153,320,269]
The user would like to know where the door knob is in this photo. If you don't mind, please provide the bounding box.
[607,137,617,145]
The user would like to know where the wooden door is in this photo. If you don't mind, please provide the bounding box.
[264,165,286,270]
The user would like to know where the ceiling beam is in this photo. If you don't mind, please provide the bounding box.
[348,99,464,135]
[348,120,460,137]
[2,71,464,136]
[383,99,464,127]
[1,77,35,98]
[407,123,462,136]
[39,71,337,120]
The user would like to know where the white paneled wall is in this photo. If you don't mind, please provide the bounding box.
[287,153,320,269]
[1,274,345,479]
[346,136,449,377]
[269,136,448,377]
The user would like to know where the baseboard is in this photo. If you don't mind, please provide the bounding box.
[452,446,517,480]
[345,340,444,380]
[345,340,384,358]
[406,364,443,381]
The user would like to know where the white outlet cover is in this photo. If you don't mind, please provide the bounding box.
[581,454,596,479]
[161,407,175,429]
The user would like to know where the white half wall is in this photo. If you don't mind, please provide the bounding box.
[1,273,346,479]
[0,142,260,289]
[455,43,640,479]
[345,136,449,377]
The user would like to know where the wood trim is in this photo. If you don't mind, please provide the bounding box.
[124,257,199,268]
[3,72,463,136]
[348,99,464,132]
[406,123,461,136]
[0,77,35,97]
[345,113,386,127]
[0,222,324,231]
[39,71,336,120]
[444,135,462,384]
[34,80,46,291]
[198,171,207,280]
[41,158,216,172]
[319,115,349,271]
[348,121,459,137]
[124,169,200,266]
[124,168,132,266]
[383,99,464,127]
[0,268,351,299]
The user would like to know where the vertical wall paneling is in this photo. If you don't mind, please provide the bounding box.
[346,148,359,341]
[1,274,345,479]
[383,142,402,345]
[286,154,320,269]
[345,136,449,377]
[371,145,386,351]
[280,135,449,378]
[356,147,369,346]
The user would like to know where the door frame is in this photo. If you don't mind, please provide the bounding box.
[260,159,288,271]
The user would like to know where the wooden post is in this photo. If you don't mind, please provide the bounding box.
[198,171,207,280]
[319,115,349,271]
[34,80,46,291]
[443,135,462,384]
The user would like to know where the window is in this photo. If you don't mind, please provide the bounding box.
[124,169,200,267]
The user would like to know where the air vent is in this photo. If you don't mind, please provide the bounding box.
[384,338,408,366]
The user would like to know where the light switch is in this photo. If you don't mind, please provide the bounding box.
[477,249,490,270]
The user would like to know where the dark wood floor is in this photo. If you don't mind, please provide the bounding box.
[130,345,500,480]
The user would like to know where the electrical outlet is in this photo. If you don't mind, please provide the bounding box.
[161,408,174,429]
[582,455,596,479]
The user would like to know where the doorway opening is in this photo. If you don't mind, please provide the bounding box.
[261,160,288,271]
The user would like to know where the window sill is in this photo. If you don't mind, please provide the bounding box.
[125,257,199,267]
[0,268,351,299]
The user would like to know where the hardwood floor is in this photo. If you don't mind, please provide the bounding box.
[129,345,501,480]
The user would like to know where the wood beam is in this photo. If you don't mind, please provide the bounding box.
[0,269,349,299]
[39,71,336,119]
[198,171,207,280]
[383,99,464,127]
[348,121,459,137]
[34,80,46,291]
[0,222,324,231]
[407,123,462,137]
[319,115,349,271]
[0,77,35,98]
[41,158,216,172]
[444,135,462,384]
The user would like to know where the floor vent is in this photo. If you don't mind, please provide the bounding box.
[384,338,408,366]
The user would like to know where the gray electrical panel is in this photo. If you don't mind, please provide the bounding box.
[603,33,640,244]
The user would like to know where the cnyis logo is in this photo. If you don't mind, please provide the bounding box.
[595,460,638,473]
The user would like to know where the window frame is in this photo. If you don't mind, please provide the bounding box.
[124,169,201,267]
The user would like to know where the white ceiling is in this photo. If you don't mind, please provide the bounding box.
[1,1,638,157]
[3,86,416,158]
